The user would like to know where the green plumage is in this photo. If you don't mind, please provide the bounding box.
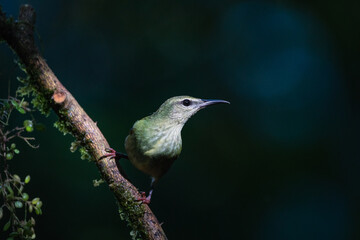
[125,115,182,180]
[124,96,229,184]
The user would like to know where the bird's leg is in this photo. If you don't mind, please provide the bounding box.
[137,178,155,204]
[101,147,129,160]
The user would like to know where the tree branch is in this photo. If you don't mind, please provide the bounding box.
[0,5,167,240]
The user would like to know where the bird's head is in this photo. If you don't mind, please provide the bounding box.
[153,96,230,125]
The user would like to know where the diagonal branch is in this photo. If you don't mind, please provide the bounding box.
[0,4,167,240]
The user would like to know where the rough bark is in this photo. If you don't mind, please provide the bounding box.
[0,5,167,240]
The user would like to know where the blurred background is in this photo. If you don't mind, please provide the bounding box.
[1,0,359,239]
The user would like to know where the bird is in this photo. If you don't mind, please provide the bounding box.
[104,96,230,203]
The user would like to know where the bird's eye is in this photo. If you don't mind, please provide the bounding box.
[182,99,191,106]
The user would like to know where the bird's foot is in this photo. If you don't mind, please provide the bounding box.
[99,148,132,182]
[101,148,128,160]
[136,192,152,204]
[103,148,117,158]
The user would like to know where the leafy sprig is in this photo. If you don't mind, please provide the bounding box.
[0,95,43,240]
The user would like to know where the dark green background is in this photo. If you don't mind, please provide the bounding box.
[1,0,359,239]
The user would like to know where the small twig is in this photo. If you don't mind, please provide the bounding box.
[4,126,24,139]
[18,135,38,148]
[2,123,38,148]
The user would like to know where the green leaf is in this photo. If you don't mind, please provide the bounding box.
[13,175,21,182]
[36,201,42,208]
[18,186,23,194]
[23,120,33,127]
[25,126,34,132]
[25,175,31,184]
[24,120,34,132]
[6,153,13,160]
[28,205,33,213]
[10,143,16,149]
[9,231,19,237]
[14,149,20,154]
[15,201,23,208]
[34,207,42,215]
[3,219,11,231]
[31,198,39,205]
[11,100,19,108]
[22,193,29,201]
[16,107,26,114]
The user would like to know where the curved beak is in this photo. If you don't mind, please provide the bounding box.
[200,99,230,108]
